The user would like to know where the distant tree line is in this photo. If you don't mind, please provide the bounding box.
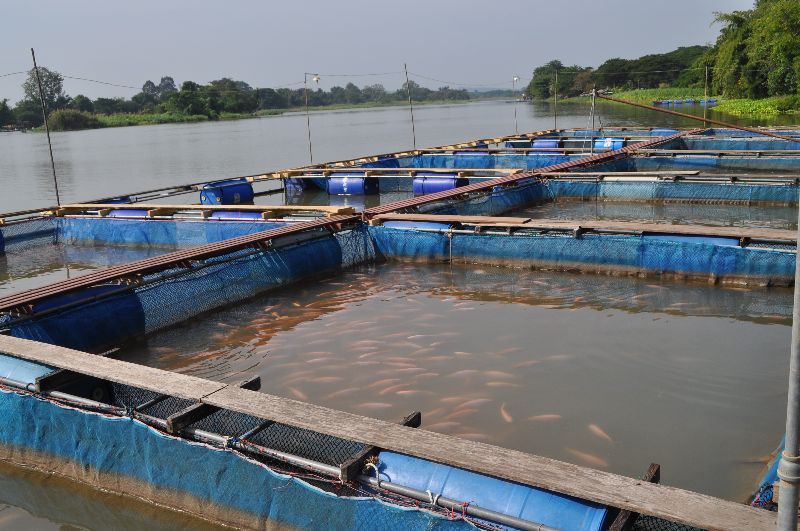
[525,0,800,101]
[0,70,470,129]
[524,46,710,100]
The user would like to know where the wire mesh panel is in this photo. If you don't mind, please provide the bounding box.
[0,218,57,254]
[633,515,704,531]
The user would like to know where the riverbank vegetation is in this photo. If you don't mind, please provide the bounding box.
[1,69,481,131]
[525,0,800,117]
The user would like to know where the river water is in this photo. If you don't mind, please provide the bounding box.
[0,101,798,529]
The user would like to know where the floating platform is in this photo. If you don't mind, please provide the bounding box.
[0,125,796,529]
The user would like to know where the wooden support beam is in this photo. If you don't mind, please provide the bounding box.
[0,336,777,530]
[608,463,661,531]
[370,213,797,242]
[165,375,261,434]
[35,348,122,393]
[339,411,421,483]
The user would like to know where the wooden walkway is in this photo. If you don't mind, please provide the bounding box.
[0,335,775,530]
[371,213,798,243]
[0,215,358,314]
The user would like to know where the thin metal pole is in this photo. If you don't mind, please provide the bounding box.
[553,69,558,130]
[31,48,60,206]
[590,85,597,154]
[512,76,519,135]
[304,74,313,164]
[703,65,709,128]
[777,200,800,529]
[404,63,417,150]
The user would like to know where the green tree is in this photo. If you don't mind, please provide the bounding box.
[13,100,42,127]
[70,94,94,113]
[165,81,212,116]
[21,66,69,110]
[0,99,14,126]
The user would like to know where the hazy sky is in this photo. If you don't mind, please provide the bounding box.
[1,0,754,102]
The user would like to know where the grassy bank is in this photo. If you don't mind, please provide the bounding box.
[713,96,800,116]
[562,88,713,104]
[40,98,498,132]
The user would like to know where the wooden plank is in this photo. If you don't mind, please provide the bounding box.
[0,335,775,530]
[165,375,261,434]
[539,171,701,177]
[637,149,800,156]
[284,167,521,175]
[339,411,421,483]
[35,348,123,392]
[0,336,225,401]
[371,213,797,242]
[608,463,661,531]
[203,386,774,531]
[63,203,350,214]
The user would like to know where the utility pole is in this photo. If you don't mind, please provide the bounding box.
[31,48,60,206]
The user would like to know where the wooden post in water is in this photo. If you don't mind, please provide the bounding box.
[703,65,709,128]
[303,73,320,164]
[31,48,61,206]
[512,75,519,135]
[404,63,417,150]
[553,68,558,130]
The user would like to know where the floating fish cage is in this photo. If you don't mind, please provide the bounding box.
[0,125,796,530]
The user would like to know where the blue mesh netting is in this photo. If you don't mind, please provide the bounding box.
[0,388,471,530]
[368,226,795,286]
[0,217,289,256]
[3,226,377,353]
[57,217,287,248]
[414,179,551,216]
[543,180,799,205]
[0,218,57,254]
[405,153,576,170]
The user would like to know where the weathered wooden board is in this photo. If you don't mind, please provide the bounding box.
[372,213,797,242]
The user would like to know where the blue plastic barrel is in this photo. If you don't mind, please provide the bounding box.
[209,211,264,221]
[327,173,379,195]
[593,137,625,150]
[650,128,679,137]
[284,177,312,190]
[107,209,149,218]
[0,354,54,386]
[412,173,469,195]
[200,179,255,205]
[708,98,718,104]
[673,100,683,105]
[532,139,562,149]
[504,139,531,148]
[662,100,672,105]
[376,452,607,531]
[684,99,695,104]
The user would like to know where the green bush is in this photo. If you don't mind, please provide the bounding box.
[48,109,101,131]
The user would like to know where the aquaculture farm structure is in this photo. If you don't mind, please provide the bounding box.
[1,123,799,530]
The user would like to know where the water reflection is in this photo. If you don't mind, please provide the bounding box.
[120,262,791,501]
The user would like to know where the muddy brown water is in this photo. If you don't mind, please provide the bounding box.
[118,261,791,503]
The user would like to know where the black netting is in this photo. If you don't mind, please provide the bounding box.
[633,515,704,531]
[0,218,57,253]
[249,422,365,466]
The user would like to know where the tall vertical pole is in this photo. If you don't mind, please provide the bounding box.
[304,74,313,164]
[778,207,800,529]
[404,63,417,150]
[31,48,60,206]
[553,69,558,130]
[512,76,519,135]
[703,65,709,128]
[589,85,596,155]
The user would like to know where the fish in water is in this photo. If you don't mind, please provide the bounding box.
[287,386,309,401]
[566,448,608,468]
[325,387,359,399]
[459,398,493,408]
[425,421,461,431]
[358,402,394,410]
[486,381,522,388]
[448,369,479,378]
[500,402,514,423]
[588,423,614,443]
[512,360,540,369]
[528,414,562,422]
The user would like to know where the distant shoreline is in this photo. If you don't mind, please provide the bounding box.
[33,97,511,133]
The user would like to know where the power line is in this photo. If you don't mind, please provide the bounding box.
[0,71,26,79]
